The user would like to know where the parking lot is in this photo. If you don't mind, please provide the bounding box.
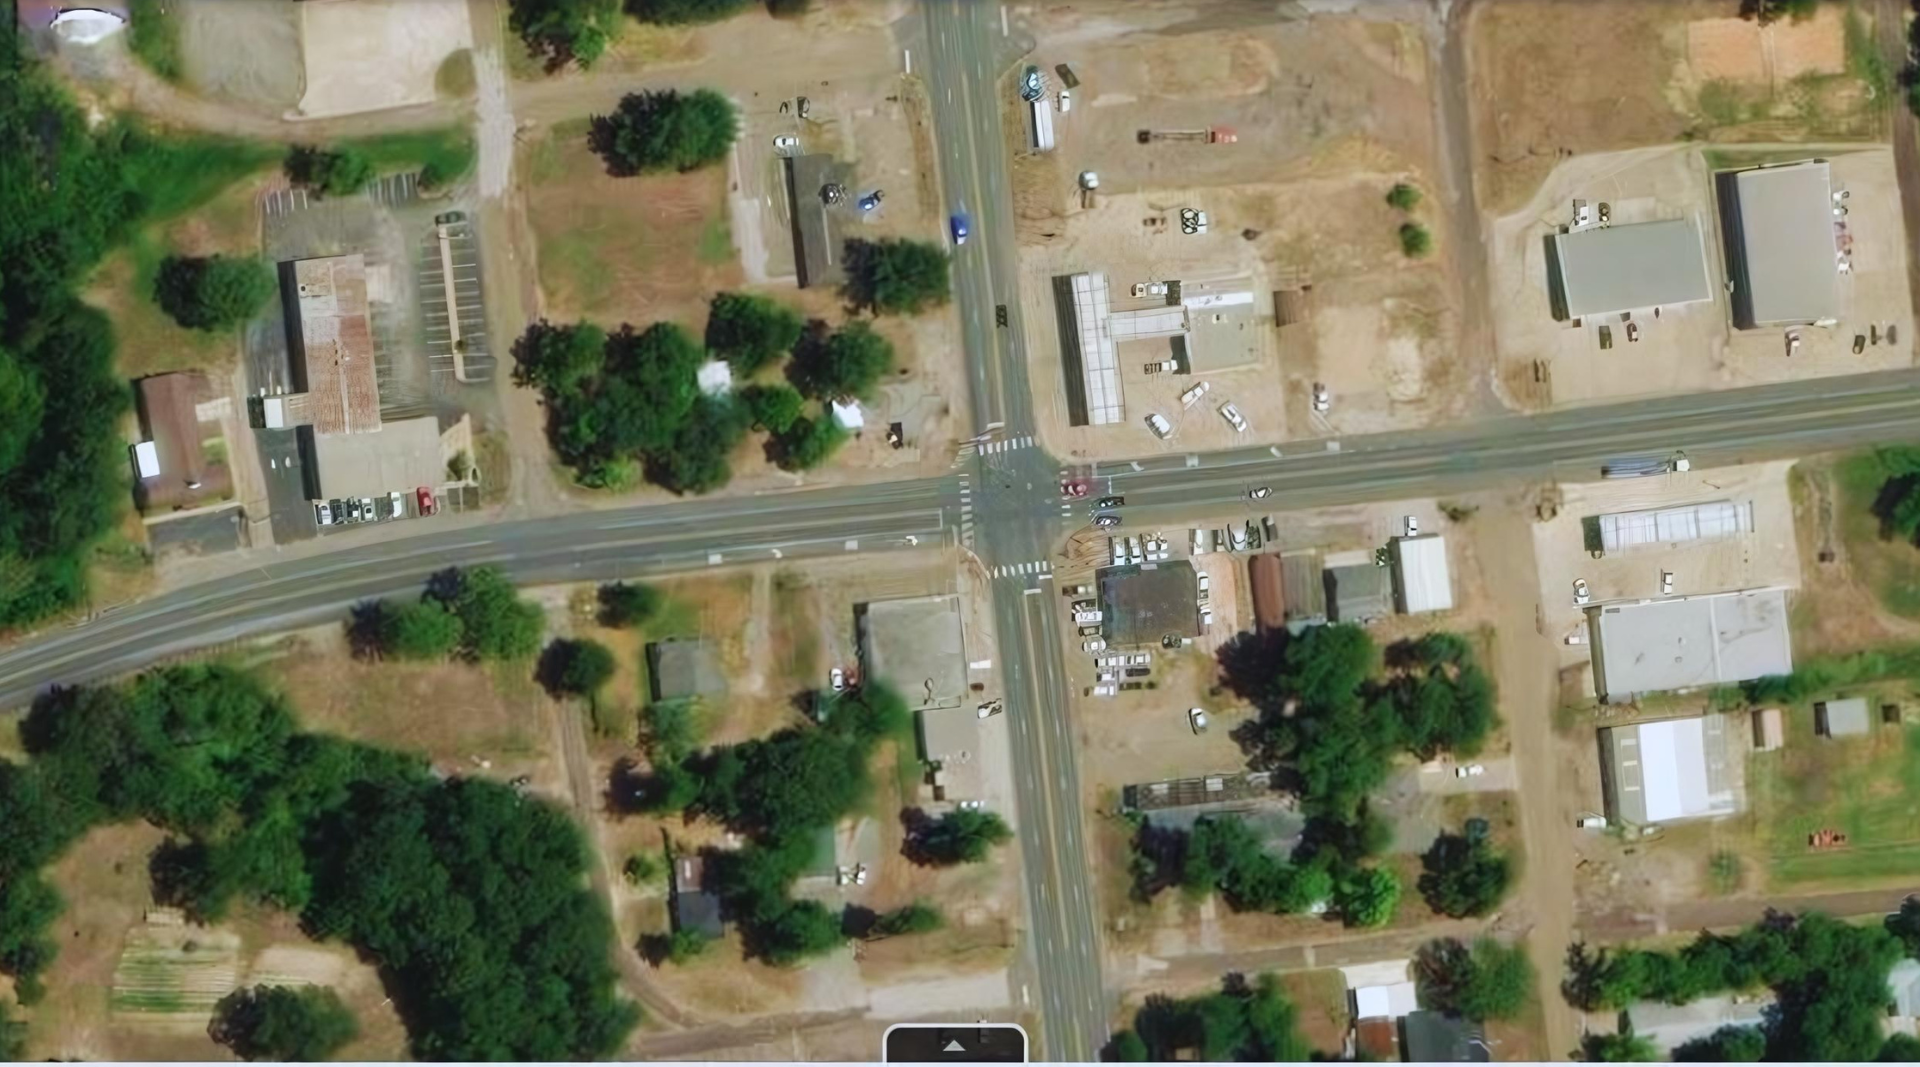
[415,215,493,384]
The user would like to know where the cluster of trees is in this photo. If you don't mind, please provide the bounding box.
[0,56,272,628]
[1418,831,1513,919]
[1109,973,1314,1062]
[1864,447,1920,547]
[1738,0,1819,26]
[589,90,737,177]
[903,808,1013,866]
[634,685,935,965]
[153,255,275,331]
[286,145,376,198]
[354,565,545,662]
[843,238,952,316]
[509,0,810,69]
[6,665,636,1057]
[598,580,665,628]
[1129,810,1401,928]
[209,984,359,1061]
[538,637,618,698]
[1414,937,1534,1022]
[1564,911,1910,1062]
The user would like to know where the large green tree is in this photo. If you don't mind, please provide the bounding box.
[210,984,359,1061]
[907,809,1013,866]
[1417,832,1512,919]
[511,320,607,394]
[739,383,805,434]
[286,146,374,198]
[705,292,802,375]
[539,637,617,697]
[1415,936,1534,1022]
[597,581,663,628]
[153,255,274,331]
[791,320,893,400]
[589,90,738,176]
[770,415,848,472]
[842,238,951,315]
[627,0,752,24]
[0,348,44,477]
[1118,973,1315,1062]
[1673,1025,1765,1062]
[509,0,623,68]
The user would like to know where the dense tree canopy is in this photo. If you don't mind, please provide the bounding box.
[739,383,805,434]
[842,238,952,316]
[1582,1030,1660,1062]
[769,415,848,473]
[597,581,664,628]
[790,319,894,400]
[374,600,464,660]
[1111,973,1315,1062]
[539,637,618,697]
[589,90,738,176]
[210,984,359,1061]
[1415,937,1534,1022]
[627,0,752,24]
[1674,1025,1766,1062]
[286,146,374,198]
[906,809,1013,866]
[358,566,544,662]
[1418,832,1512,919]
[1882,1033,1920,1061]
[1332,865,1400,928]
[705,292,803,375]
[8,666,638,1056]
[648,395,749,495]
[153,255,274,331]
[868,901,943,938]
[509,0,623,68]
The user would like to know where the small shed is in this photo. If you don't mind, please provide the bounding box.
[1351,981,1418,1020]
[1391,534,1454,614]
[1816,697,1870,738]
[671,856,725,938]
[1751,707,1784,751]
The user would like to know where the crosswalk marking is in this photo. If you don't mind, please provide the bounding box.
[989,559,1054,579]
[977,435,1036,455]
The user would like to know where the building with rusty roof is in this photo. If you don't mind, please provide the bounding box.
[285,255,380,436]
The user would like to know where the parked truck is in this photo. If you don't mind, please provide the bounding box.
[1136,126,1238,145]
[1602,451,1690,479]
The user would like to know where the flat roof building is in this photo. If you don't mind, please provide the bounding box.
[1391,534,1454,614]
[1717,159,1840,328]
[861,594,966,711]
[1816,696,1871,737]
[1597,499,1752,554]
[1056,273,1125,426]
[1549,218,1713,321]
[1250,555,1284,631]
[1588,588,1793,703]
[782,154,854,289]
[306,414,444,502]
[1098,561,1199,647]
[285,255,380,436]
[1599,714,1740,825]
[918,706,984,801]
[131,372,230,513]
[1326,560,1390,624]
[647,638,725,702]
[1281,552,1328,625]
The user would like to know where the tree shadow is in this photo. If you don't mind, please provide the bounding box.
[1128,817,1189,903]
[345,600,389,660]
[585,112,642,178]
[1214,628,1287,715]
[1869,473,1920,542]
[898,807,934,865]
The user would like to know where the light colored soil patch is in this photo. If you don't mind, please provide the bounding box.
[526,133,744,328]
[293,0,472,120]
[28,823,169,1060]
[1686,6,1846,83]
[174,0,303,113]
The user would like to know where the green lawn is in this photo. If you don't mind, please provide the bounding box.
[127,0,183,82]
[1752,702,1920,884]
[1833,451,1920,618]
[340,127,477,185]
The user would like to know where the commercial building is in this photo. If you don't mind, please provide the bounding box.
[1052,273,1262,425]
[1056,273,1125,425]
[1815,696,1870,737]
[861,594,966,711]
[782,154,855,289]
[304,414,445,503]
[1326,557,1391,624]
[284,255,380,436]
[1596,499,1752,555]
[130,372,230,513]
[647,638,725,702]
[1717,159,1840,328]
[1549,218,1713,321]
[1098,561,1199,647]
[1587,588,1793,703]
[1390,534,1453,614]
[918,705,984,802]
[1598,714,1741,825]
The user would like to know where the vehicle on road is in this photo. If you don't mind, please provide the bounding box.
[1661,569,1676,595]
[1455,764,1485,778]
[1218,402,1247,433]
[1248,486,1270,500]
[1095,496,1125,509]
[1145,412,1173,439]
[773,135,799,152]
[314,502,334,526]
[1312,382,1331,412]
[1073,610,1103,624]
[1078,625,1102,637]
[1083,638,1106,653]
[1093,513,1121,528]
[1574,578,1591,605]
[977,700,1003,719]
[1197,571,1210,595]
[1188,708,1209,734]
[830,666,846,692]
[950,212,970,245]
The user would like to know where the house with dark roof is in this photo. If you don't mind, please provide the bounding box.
[1400,1011,1490,1063]
[671,855,724,938]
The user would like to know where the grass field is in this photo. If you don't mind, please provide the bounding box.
[127,0,183,82]
[1751,701,1920,885]
[1834,450,1920,618]
[340,127,477,185]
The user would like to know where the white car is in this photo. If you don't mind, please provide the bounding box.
[1096,671,1117,684]
[1249,486,1271,500]
[1672,451,1691,472]
[1577,814,1609,829]
[1188,708,1209,734]
[1083,638,1106,653]
[830,666,846,692]
[1573,578,1591,605]
[1057,89,1072,112]
[314,502,334,526]
[1661,570,1676,595]
[1090,684,1117,697]
[390,489,405,516]
[1128,653,1151,666]
[1455,764,1486,778]
[1196,572,1210,594]
[1311,382,1331,412]
[1218,402,1247,433]
[1146,412,1173,439]
[773,135,799,152]
[1199,606,1213,628]
[1404,515,1420,537]
[1180,381,1211,408]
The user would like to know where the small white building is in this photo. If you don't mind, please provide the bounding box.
[1391,534,1454,614]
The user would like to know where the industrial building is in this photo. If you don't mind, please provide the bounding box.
[1595,499,1752,555]
[130,372,230,514]
[1548,218,1713,321]
[1326,555,1391,624]
[1587,588,1793,703]
[861,594,966,711]
[918,706,984,802]
[1098,561,1199,646]
[781,154,855,289]
[1390,534,1453,614]
[1598,714,1741,825]
[1716,159,1840,328]
[1052,272,1262,426]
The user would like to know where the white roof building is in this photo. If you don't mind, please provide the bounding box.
[1601,714,1740,825]
[1588,588,1793,703]
[1391,534,1454,614]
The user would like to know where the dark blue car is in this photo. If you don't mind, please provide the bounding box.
[950,212,970,245]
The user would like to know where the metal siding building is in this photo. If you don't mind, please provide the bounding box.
[1549,218,1713,320]
[1098,561,1199,647]
[1599,715,1739,825]
[1391,534,1453,614]
[1597,499,1752,554]
[1587,588,1793,702]
[1719,160,1839,327]
[1065,273,1124,425]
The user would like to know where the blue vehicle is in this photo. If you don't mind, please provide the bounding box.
[950,212,970,245]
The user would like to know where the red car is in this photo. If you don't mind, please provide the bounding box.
[1061,479,1090,498]
[415,486,437,516]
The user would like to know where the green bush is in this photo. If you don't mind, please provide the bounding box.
[623,852,659,885]
[509,0,623,69]
[539,638,617,697]
[907,809,1012,866]
[1417,832,1511,918]
[597,581,663,628]
[588,89,738,176]
[739,383,805,434]
[1414,937,1533,1022]
[791,319,893,400]
[1386,182,1421,211]
[377,600,464,660]
[769,415,847,472]
[1398,222,1432,258]
[870,901,943,937]
[1333,866,1399,928]
[210,984,358,1061]
[1114,973,1315,1062]
[286,145,375,198]
[627,0,751,23]
[842,238,951,315]
[153,255,274,331]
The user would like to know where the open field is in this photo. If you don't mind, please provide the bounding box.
[1830,451,1920,620]
[1752,704,1920,885]
[1014,3,1465,460]
[1468,0,1888,214]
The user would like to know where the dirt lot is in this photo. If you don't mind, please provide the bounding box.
[291,0,472,120]
[1488,144,1911,411]
[172,0,305,114]
[1468,0,1886,215]
[1013,3,1466,461]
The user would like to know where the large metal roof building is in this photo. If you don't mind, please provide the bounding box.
[1599,714,1740,825]
[1587,588,1793,703]
[1717,159,1839,328]
[1549,218,1713,321]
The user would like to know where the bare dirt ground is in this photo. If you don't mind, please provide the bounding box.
[291,0,473,120]
[172,0,304,115]
[1468,0,1886,216]
[1013,3,1468,462]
